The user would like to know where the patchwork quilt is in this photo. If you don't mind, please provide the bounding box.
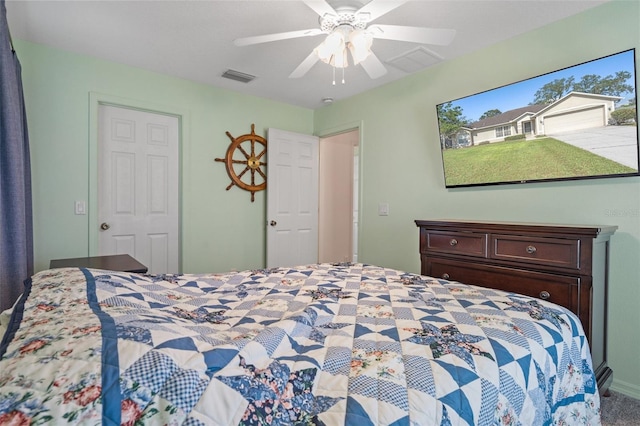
[0,263,600,425]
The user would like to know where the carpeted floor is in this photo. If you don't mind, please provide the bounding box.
[600,391,640,425]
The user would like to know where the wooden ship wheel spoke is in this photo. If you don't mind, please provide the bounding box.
[215,124,267,202]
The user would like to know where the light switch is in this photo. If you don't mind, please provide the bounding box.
[378,202,389,216]
[75,201,87,215]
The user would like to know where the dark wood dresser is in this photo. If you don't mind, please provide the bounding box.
[415,219,616,395]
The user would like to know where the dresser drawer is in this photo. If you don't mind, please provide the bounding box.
[425,231,487,257]
[491,234,580,270]
[426,258,579,312]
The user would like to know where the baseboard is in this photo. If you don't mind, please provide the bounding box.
[610,378,640,399]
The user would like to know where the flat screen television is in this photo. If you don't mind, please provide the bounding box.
[436,49,639,188]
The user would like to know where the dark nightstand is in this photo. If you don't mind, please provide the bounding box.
[50,254,148,273]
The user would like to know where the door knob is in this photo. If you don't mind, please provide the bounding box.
[270,220,277,226]
[100,222,110,230]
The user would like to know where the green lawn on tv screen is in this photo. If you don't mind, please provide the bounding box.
[442,137,636,186]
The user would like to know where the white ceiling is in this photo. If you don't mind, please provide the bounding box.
[5,0,610,109]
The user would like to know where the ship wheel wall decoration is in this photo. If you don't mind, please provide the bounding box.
[215,124,267,202]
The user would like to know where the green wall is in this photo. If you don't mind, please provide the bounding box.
[15,39,314,274]
[14,0,640,398]
[315,0,640,397]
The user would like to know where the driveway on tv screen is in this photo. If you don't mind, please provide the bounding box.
[548,125,638,170]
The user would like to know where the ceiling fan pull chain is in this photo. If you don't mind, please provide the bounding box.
[332,66,336,85]
[342,66,345,84]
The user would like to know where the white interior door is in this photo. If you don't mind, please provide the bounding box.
[98,104,179,274]
[267,128,319,268]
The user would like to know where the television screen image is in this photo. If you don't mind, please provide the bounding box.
[436,49,639,188]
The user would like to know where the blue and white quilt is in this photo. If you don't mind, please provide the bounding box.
[0,263,600,425]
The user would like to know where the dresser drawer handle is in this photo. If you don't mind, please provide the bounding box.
[539,291,550,300]
[442,273,450,280]
[449,239,458,246]
[526,245,537,254]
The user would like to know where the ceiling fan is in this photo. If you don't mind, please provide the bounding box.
[234,0,456,81]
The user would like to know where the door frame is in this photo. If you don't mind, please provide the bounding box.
[316,120,364,263]
[88,92,189,271]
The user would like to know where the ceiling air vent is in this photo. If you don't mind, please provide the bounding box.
[386,47,443,73]
[221,69,256,83]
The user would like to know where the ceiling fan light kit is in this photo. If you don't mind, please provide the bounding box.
[313,25,374,84]
[315,26,374,66]
[348,30,373,64]
[314,29,348,67]
[233,0,456,82]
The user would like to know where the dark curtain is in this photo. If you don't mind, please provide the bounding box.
[0,0,33,311]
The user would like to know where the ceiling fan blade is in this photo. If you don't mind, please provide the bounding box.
[303,0,337,18]
[289,51,320,78]
[234,29,324,46]
[360,52,387,79]
[356,0,408,22]
[368,25,456,46]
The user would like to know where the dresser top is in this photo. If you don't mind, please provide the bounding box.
[415,219,618,238]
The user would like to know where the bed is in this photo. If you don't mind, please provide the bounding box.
[0,263,600,425]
